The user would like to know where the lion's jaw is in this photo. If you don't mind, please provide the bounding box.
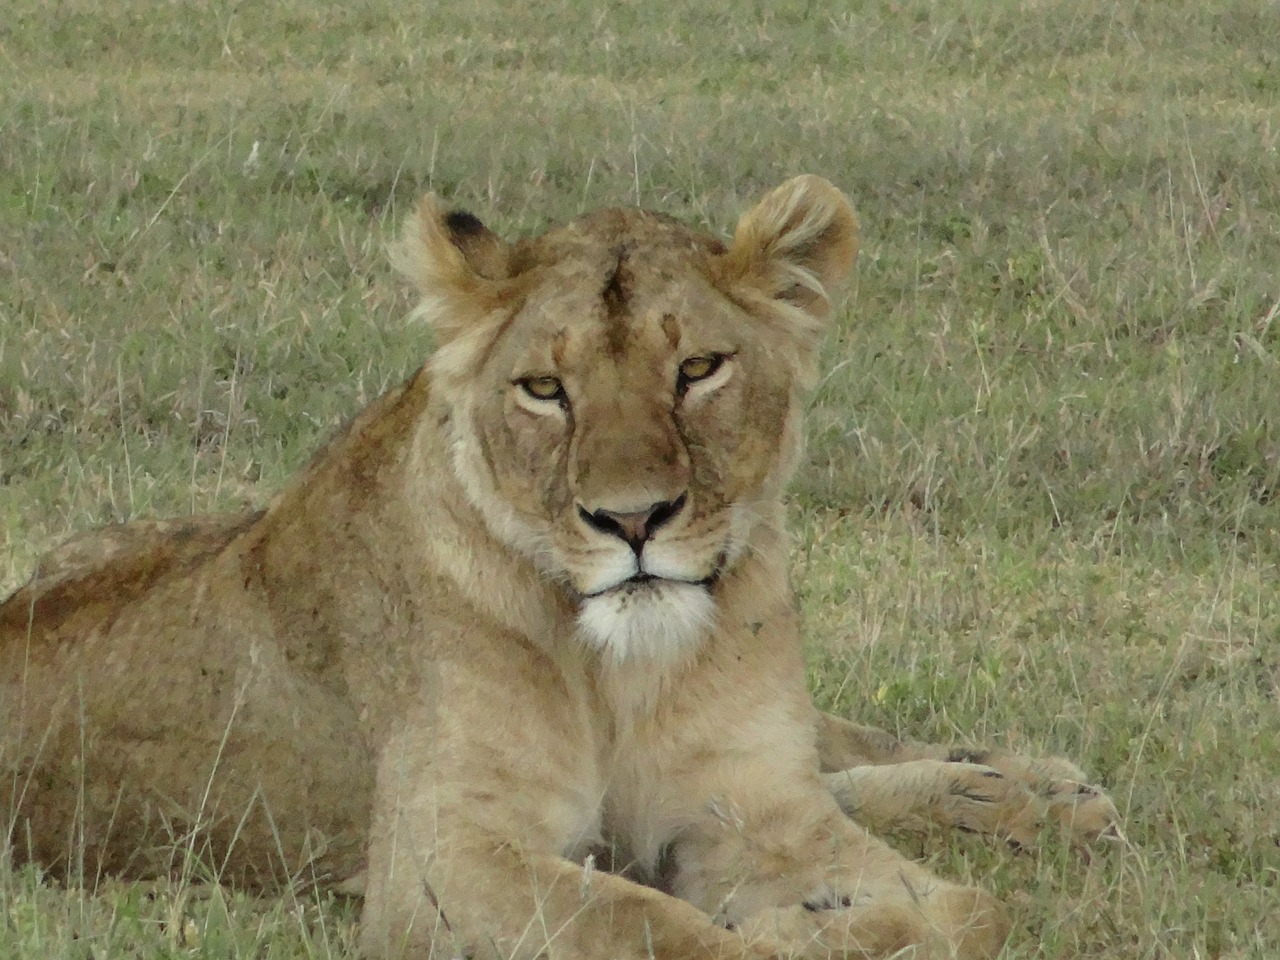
[576,578,716,664]
[568,495,773,663]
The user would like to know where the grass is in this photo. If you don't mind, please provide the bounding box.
[1,0,1277,956]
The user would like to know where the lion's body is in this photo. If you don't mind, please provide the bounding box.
[0,379,428,887]
[2,179,1113,960]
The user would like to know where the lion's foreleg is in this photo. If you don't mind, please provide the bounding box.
[357,708,780,960]
[362,828,779,960]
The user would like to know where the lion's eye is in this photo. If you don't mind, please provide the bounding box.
[518,376,566,403]
[677,354,726,392]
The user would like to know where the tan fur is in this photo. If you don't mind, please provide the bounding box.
[3,177,1063,959]
[815,715,1119,848]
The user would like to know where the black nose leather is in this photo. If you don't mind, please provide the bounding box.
[578,495,687,553]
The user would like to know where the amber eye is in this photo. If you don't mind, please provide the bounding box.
[677,354,725,392]
[518,376,566,403]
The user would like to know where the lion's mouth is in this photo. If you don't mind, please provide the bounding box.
[585,571,718,599]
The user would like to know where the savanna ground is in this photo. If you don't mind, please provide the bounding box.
[1,0,1277,956]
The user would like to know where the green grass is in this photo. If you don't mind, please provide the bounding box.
[2,0,1277,956]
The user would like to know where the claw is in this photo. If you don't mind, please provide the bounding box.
[945,748,991,765]
[802,893,853,911]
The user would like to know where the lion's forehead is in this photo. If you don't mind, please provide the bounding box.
[518,211,724,308]
[506,255,734,378]
[522,206,725,263]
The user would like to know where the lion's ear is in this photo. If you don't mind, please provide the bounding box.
[719,175,859,319]
[391,195,514,338]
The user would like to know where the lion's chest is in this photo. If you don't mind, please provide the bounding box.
[529,692,686,874]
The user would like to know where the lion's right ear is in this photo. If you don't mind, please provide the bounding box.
[390,194,514,341]
[717,175,859,321]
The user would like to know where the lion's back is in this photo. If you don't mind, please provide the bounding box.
[0,513,260,650]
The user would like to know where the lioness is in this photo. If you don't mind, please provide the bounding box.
[2,177,1114,959]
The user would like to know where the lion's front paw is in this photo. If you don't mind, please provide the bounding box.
[738,884,1008,960]
[963,754,1121,850]
[824,751,1122,854]
[937,762,1071,847]
[940,762,1121,852]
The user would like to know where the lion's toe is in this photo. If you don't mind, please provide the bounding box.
[1046,779,1122,845]
[941,764,1037,840]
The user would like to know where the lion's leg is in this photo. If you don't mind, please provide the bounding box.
[359,699,785,960]
[816,711,1119,848]
[815,714,913,768]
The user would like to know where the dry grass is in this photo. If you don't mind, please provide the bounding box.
[2,0,1277,956]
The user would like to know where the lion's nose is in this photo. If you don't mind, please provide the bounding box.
[578,494,687,554]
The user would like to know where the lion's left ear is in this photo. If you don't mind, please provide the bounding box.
[718,175,859,319]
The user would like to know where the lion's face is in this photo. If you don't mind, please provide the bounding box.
[465,224,793,660]
[394,178,859,661]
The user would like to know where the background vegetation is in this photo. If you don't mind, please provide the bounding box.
[2,0,1276,956]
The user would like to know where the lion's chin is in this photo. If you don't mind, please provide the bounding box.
[575,579,715,665]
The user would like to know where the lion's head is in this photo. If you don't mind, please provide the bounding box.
[393,176,858,662]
